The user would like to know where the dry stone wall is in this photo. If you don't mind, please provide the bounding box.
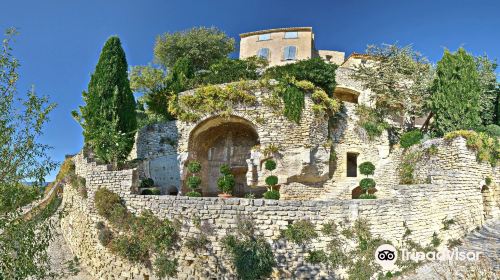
[62,137,499,279]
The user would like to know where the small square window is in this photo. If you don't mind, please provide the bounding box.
[284,31,298,39]
[284,46,297,60]
[257,48,270,60]
[258,34,271,41]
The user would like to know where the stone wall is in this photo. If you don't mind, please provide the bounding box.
[62,136,499,279]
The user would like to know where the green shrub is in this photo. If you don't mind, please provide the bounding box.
[400,130,423,148]
[431,232,441,247]
[265,175,278,187]
[109,235,149,263]
[442,218,456,230]
[186,191,202,197]
[264,159,277,171]
[187,160,202,173]
[154,255,178,278]
[140,178,154,188]
[263,189,280,200]
[98,227,113,246]
[485,177,492,186]
[282,85,305,123]
[95,221,105,230]
[108,205,133,231]
[141,189,153,195]
[358,162,375,176]
[217,165,235,194]
[219,164,231,175]
[187,176,202,189]
[94,188,122,219]
[484,124,500,137]
[359,178,376,192]
[185,235,209,252]
[306,250,328,264]
[358,193,377,199]
[444,130,499,166]
[264,57,337,94]
[281,220,318,245]
[222,235,275,280]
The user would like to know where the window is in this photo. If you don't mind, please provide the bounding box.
[284,31,298,39]
[257,48,270,60]
[283,46,297,60]
[258,34,271,41]
[346,153,358,177]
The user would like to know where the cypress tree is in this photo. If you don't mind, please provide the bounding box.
[74,36,137,163]
[430,48,482,136]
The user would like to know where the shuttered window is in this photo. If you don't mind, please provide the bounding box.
[284,46,297,60]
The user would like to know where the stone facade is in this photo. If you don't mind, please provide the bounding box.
[62,136,500,279]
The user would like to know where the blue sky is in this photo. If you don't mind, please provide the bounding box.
[1,0,499,181]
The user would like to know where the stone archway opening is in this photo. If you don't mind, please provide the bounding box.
[334,87,359,104]
[187,116,259,197]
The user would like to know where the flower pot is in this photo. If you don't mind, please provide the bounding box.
[218,193,233,199]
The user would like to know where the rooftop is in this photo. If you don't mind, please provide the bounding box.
[239,27,313,38]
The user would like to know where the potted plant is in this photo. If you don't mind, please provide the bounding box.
[217,164,235,198]
[186,160,202,197]
[263,159,280,200]
[358,161,376,199]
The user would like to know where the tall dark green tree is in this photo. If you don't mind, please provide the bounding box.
[73,36,137,163]
[430,48,482,136]
[475,55,499,126]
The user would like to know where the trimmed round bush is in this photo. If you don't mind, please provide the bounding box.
[95,188,122,218]
[187,176,202,189]
[264,159,277,171]
[140,178,154,188]
[265,175,278,187]
[359,178,376,192]
[217,173,235,194]
[186,191,202,197]
[219,164,231,175]
[358,161,375,176]
[263,189,280,200]
[359,193,377,199]
[141,189,153,195]
[187,160,202,173]
[400,130,423,148]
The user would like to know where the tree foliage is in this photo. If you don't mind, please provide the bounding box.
[351,44,433,130]
[154,27,234,71]
[0,28,57,279]
[73,36,137,163]
[475,55,499,126]
[430,48,482,136]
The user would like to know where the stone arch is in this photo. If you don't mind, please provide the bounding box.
[334,86,360,104]
[187,115,260,196]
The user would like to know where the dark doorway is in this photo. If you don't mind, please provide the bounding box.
[347,153,358,177]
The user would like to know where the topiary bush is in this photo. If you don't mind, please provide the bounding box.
[94,188,123,219]
[141,189,153,195]
[187,176,201,189]
[358,193,377,199]
[358,162,375,176]
[140,178,154,188]
[263,189,280,200]
[187,160,202,173]
[265,175,278,187]
[264,159,277,171]
[400,130,423,148]
[151,188,161,195]
[359,178,376,192]
[217,173,235,194]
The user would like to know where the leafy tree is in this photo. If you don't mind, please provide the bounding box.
[475,56,499,126]
[351,44,433,130]
[430,48,482,135]
[154,27,235,71]
[73,36,137,163]
[193,56,267,85]
[0,28,57,279]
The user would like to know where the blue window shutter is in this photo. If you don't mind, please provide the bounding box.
[289,46,296,59]
[284,46,296,60]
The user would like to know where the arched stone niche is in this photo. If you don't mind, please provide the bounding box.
[334,86,360,104]
[186,115,262,196]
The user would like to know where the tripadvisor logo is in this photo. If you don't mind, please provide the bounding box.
[375,244,483,270]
